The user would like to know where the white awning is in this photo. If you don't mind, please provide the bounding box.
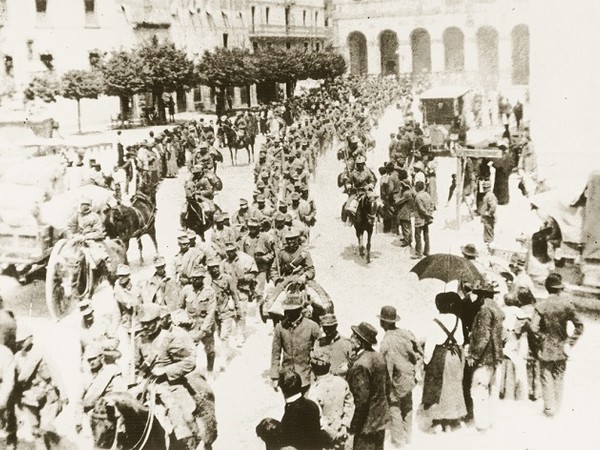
[420,86,471,100]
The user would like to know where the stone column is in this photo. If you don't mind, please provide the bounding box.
[498,32,513,91]
[398,39,412,75]
[463,31,478,85]
[431,37,445,74]
[367,39,381,76]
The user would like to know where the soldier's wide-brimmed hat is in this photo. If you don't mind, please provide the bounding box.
[240,198,248,206]
[247,218,260,228]
[274,212,285,222]
[138,304,162,323]
[320,314,338,327]
[214,211,224,222]
[153,255,166,267]
[206,257,221,267]
[256,194,266,202]
[186,229,197,240]
[461,243,479,258]
[191,165,203,174]
[190,266,207,278]
[472,280,500,295]
[224,241,237,252]
[171,309,193,326]
[509,253,527,267]
[282,293,303,310]
[199,141,209,149]
[377,305,401,323]
[355,155,366,164]
[413,161,424,171]
[291,192,300,201]
[84,345,102,360]
[349,136,359,144]
[351,322,378,346]
[284,228,300,240]
[80,196,92,205]
[116,264,131,276]
[310,348,330,367]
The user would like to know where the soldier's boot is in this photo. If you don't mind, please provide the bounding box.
[206,353,215,375]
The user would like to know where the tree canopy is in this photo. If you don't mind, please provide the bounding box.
[197,48,259,88]
[137,36,197,94]
[101,50,145,99]
[23,74,61,103]
[60,69,104,101]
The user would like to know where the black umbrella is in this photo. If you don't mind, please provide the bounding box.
[410,253,484,284]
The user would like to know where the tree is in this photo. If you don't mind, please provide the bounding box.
[23,74,61,104]
[136,36,197,123]
[307,50,347,80]
[101,50,144,125]
[196,47,259,114]
[60,69,104,133]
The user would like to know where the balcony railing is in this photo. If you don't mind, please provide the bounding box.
[249,24,328,39]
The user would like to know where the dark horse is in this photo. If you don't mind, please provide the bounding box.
[228,127,253,166]
[90,392,185,450]
[351,193,380,263]
[181,195,221,241]
[105,192,158,264]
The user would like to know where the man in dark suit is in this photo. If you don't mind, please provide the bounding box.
[279,369,324,450]
[347,322,390,450]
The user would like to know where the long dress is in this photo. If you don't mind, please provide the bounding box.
[421,313,467,424]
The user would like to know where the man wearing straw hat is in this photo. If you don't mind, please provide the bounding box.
[347,322,390,450]
[378,306,421,448]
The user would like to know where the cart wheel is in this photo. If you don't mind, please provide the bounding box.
[45,239,68,319]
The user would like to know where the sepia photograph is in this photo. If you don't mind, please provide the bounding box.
[0,0,598,449]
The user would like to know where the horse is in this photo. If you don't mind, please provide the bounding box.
[90,380,217,450]
[90,392,176,450]
[350,192,381,263]
[181,195,221,241]
[230,126,253,166]
[45,238,126,318]
[105,192,158,264]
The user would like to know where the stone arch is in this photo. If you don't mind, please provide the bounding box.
[476,26,499,88]
[411,28,432,74]
[379,30,399,76]
[512,24,530,85]
[347,31,368,76]
[443,27,465,72]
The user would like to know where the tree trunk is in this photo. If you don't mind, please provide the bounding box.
[156,90,166,124]
[119,95,129,127]
[77,99,82,134]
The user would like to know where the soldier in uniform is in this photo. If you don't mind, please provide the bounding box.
[66,196,107,269]
[313,314,352,378]
[14,326,63,444]
[343,155,377,220]
[135,304,199,449]
[270,228,315,286]
[299,185,316,227]
[232,198,251,237]
[179,267,217,377]
[113,264,142,328]
[174,234,205,286]
[143,255,179,310]
[211,212,238,255]
[82,344,127,413]
[222,242,258,343]
[208,258,240,356]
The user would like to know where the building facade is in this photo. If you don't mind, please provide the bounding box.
[331,0,530,92]
[247,0,329,52]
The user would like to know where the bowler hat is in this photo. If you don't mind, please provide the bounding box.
[461,243,479,258]
[377,305,401,323]
[351,322,378,346]
[545,272,565,290]
[320,314,338,327]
